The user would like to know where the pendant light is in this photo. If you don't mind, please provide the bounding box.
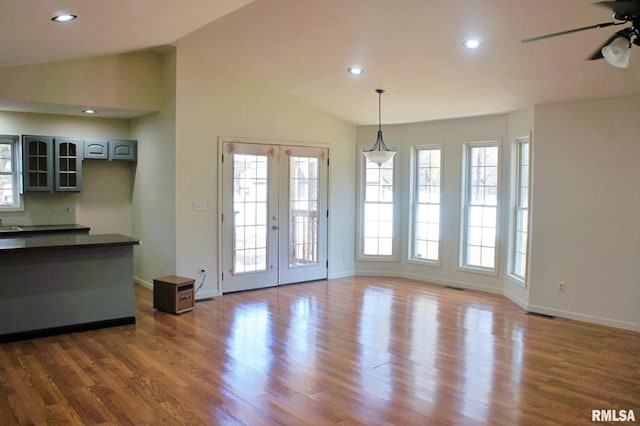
[363,88,395,166]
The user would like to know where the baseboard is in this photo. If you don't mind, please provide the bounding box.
[0,317,136,343]
[397,271,503,295]
[328,270,356,279]
[195,289,219,300]
[134,276,153,290]
[503,288,529,310]
[527,304,639,332]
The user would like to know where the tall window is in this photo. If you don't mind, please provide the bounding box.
[0,135,21,210]
[411,146,442,263]
[511,138,530,281]
[461,143,499,271]
[361,156,394,256]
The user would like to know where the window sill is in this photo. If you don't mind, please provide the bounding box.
[458,264,498,277]
[406,258,441,268]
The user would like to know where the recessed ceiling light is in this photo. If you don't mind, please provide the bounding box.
[347,66,364,76]
[82,109,97,115]
[463,39,481,50]
[51,13,77,22]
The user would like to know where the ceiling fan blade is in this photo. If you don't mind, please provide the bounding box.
[522,22,617,43]
[587,33,620,59]
[594,0,640,16]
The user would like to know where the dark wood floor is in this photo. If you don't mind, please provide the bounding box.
[0,276,638,425]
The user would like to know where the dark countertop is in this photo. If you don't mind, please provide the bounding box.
[0,224,90,237]
[0,233,140,252]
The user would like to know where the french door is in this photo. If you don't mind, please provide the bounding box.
[220,142,328,293]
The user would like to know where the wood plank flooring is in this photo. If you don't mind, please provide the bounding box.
[0,276,638,425]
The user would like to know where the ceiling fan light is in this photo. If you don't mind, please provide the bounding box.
[602,36,631,68]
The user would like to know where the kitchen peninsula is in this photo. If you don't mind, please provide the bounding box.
[0,230,140,342]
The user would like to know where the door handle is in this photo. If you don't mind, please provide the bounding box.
[272,225,279,230]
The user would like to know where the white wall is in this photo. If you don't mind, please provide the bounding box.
[503,107,534,309]
[173,48,356,298]
[0,110,132,233]
[529,96,640,331]
[355,114,509,294]
[130,49,177,286]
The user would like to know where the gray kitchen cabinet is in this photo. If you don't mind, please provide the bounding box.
[23,135,53,192]
[84,139,137,161]
[54,138,83,192]
[84,139,108,159]
[109,139,137,161]
[23,135,83,192]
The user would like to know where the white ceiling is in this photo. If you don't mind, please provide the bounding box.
[2,0,640,125]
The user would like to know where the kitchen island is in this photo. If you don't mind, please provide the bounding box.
[0,233,140,342]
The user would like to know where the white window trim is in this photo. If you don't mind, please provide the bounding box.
[356,145,399,262]
[507,134,532,287]
[459,140,501,275]
[0,135,23,212]
[408,144,442,267]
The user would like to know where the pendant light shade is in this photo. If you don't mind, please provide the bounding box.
[602,36,631,68]
[363,89,395,166]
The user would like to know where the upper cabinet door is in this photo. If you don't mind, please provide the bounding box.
[23,135,53,192]
[54,138,83,192]
[84,139,109,160]
[109,140,137,161]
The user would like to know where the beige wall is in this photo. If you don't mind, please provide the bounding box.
[130,49,178,285]
[529,96,639,330]
[173,48,356,298]
[0,52,163,116]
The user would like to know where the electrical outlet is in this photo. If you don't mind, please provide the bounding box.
[558,281,566,293]
[193,201,206,212]
[61,205,70,215]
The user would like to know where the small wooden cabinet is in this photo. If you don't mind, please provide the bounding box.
[153,275,195,314]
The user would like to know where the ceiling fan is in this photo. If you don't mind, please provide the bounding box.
[522,0,640,68]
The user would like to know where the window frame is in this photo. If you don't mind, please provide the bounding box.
[0,135,23,212]
[459,141,501,275]
[408,144,443,266]
[357,150,398,261]
[508,136,531,285]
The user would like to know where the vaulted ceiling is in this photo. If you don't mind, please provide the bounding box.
[2,0,639,124]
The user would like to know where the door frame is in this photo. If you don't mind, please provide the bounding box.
[217,137,331,293]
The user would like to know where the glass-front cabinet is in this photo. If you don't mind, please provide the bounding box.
[23,135,53,192]
[54,138,83,192]
[23,136,83,192]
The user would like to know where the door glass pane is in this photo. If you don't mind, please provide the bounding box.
[289,156,319,267]
[233,154,269,273]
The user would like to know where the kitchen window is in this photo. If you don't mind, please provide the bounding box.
[0,135,22,210]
